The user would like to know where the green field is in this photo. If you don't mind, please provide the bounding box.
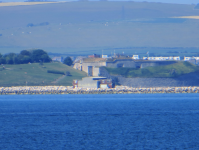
[0,62,87,87]
[105,61,199,78]
[0,1,199,55]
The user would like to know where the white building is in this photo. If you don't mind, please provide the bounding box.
[173,56,180,60]
[184,57,199,61]
[143,57,147,60]
[143,56,180,61]
[52,57,63,62]
[102,55,108,58]
[132,55,139,59]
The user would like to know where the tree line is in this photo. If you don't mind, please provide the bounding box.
[0,49,52,65]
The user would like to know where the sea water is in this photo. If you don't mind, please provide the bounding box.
[0,94,199,150]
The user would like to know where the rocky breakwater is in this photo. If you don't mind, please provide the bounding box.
[0,86,199,95]
[0,86,73,95]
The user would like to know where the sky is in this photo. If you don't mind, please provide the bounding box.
[0,0,198,5]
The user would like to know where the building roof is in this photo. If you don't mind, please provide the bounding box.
[52,56,62,59]
[91,77,107,80]
[83,58,107,62]
[82,77,107,80]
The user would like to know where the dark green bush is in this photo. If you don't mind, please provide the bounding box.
[47,70,65,75]
[63,57,73,66]
[1,49,52,65]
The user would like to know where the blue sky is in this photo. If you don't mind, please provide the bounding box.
[1,0,198,4]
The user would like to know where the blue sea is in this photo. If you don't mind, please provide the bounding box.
[0,94,199,150]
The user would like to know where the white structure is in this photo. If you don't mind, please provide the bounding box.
[52,57,63,62]
[184,57,191,61]
[73,77,113,89]
[73,58,107,76]
[184,57,199,61]
[143,57,147,60]
[132,55,139,59]
[173,56,180,60]
[102,55,108,58]
[143,56,180,61]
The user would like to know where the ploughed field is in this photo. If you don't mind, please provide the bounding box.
[0,62,86,87]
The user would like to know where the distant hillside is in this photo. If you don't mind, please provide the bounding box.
[0,1,61,7]
[0,1,199,54]
[0,62,87,87]
[195,4,199,9]
[105,62,199,78]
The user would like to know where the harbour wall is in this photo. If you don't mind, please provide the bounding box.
[0,86,199,95]
[99,67,199,88]
[117,72,199,87]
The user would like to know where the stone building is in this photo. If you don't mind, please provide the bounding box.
[73,57,177,77]
[73,58,107,76]
[73,77,114,88]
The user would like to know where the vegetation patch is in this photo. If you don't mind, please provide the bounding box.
[104,62,199,78]
[0,49,51,65]
[47,70,65,75]
[0,62,86,87]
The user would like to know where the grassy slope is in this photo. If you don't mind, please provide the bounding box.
[105,62,199,78]
[0,2,199,55]
[0,62,87,86]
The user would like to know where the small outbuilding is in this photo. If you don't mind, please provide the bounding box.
[73,77,114,89]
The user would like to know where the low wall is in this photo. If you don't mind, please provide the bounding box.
[106,59,177,68]
[118,72,199,87]
[99,67,199,88]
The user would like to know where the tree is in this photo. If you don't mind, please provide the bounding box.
[63,57,73,66]
[21,56,31,64]
[6,57,14,64]
[0,50,51,64]
[13,56,21,64]
[20,50,31,56]
[40,54,51,62]
[3,53,16,64]
[0,58,6,64]
[4,53,16,59]
[30,49,51,63]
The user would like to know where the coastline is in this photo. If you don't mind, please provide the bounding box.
[0,86,199,95]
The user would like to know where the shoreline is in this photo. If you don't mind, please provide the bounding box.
[0,86,199,95]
